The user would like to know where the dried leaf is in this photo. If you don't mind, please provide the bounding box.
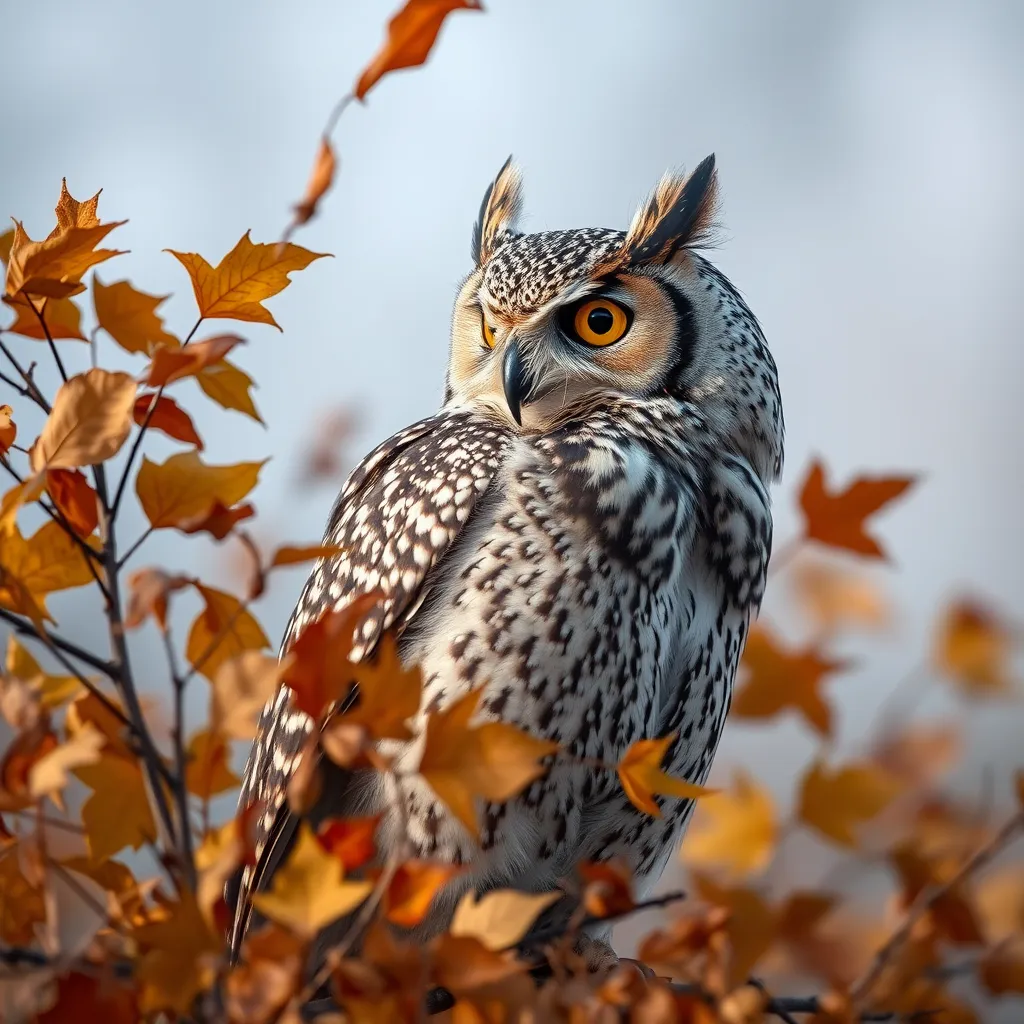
[186,583,270,681]
[4,294,85,341]
[355,0,483,100]
[342,631,423,740]
[185,727,239,799]
[385,860,461,928]
[167,232,328,329]
[124,567,192,630]
[292,137,337,227]
[77,753,158,861]
[93,276,178,354]
[142,333,243,387]
[6,636,81,708]
[317,815,381,872]
[449,888,560,951]
[195,356,263,422]
[45,467,99,537]
[132,393,203,448]
[30,368,137,471]
[271,543,344,567]
[579,861,635,919]
[177,499,254,540]
[211,651,285,740]
[35,970,138,1024]
[28,722,104,798]
[0,472,45,536]
[798,759,902,847]
[2,520,98,607]
[791,559,890,632]
[0,404,16,454]
[934,599,1016,695]
[617,733,715,818]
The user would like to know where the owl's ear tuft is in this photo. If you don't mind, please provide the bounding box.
[472,155,524,265]
[620,154,719,268]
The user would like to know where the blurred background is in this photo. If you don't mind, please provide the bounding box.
[2,0,1023,1015]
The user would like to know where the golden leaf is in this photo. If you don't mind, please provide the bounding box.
[798,759,902,847]
[5,636,81,708]
[0,472,45,536]
[0,404,16,454]
[211,651,285,740]
[186,583,270,681]
[449,888,560,951]
[185,727,239,799]
[790,559,890,632]
[93,276,178,354]
[342,631,423,740]
[45,467,99,537]
[617,733,715,818]
[132,393,203,448]
[166,232,327,329]
[142,333,243,387]
[2,520,98,611]
[385,860,461,928]
[933,599,1016,695]
[195,356,263,422]
[77,753,158,861]
[4,294,86,341]
[50,179,101,232]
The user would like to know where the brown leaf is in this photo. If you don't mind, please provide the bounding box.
[617,733,715,818]
[385,860,461,928]
[93,276,179,354]
[271,543,344,567]
[292,137,337,227]
[177,499,254,540]
[30,368,137,471]
[341,631,423,740]
[798,759,902,847]
[4,293,86,341]
[132,393,203,448]
[124,567,192,630]
[449,888,560,951]
[0,404,16,454]
[933,599,1016,695]
[185,727,239,799]
[579,861,635,919]
[317,815,381,872]
[186,583,270,681]
[355,0,483,100]
[195,356,263,422]
[798,460,915,559]
[45,468,99,537]
[211,651,285,740]
[166,232,328,329]
[0,846,47,943]
[730,625,848,737]
[142,333,243,387]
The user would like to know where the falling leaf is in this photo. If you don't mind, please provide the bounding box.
[355,0,483,100]
[798,759,902,847]
[790,559,890,632]
[385,860,461,928]
[730,625,848,738]
[449,888,560,951]
[28,722,104,798]
[798,460,915,559]
[186,583,270,681]
[177,500,254,540]
[93,276,178,354]
[142,333,243,387]
[251,822,373,938]
[195,356,263,422]
[124,567,192,630]
[418,688,558,834]
[135,451,264,529]
[682,769,778,879]
[0,405,16,454]
[132,393,203,448]
[77,753,158,861]
[30,368,137,471]
[211,651,285,740]
[617,733,715,818]
[578,861,635,919]
[6,636,81,708]
[4,294,86,341]
[317,815,381,872]
[933,599,1016,695]
[45,468,99,537]
[185,728,239,799]
[166,232,328,329]
[292,136,337,228]
[271,543,344,567]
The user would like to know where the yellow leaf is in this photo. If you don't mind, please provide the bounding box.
[5,636,81,708]
[135,450,265,530]
[76,753,158,861]
[449,888,560,951]
[790,559,890,632]
[934,599,1016,695]
[0,472,45,535]
[798,759,902,847]
[251,823,373,938]
[0,566,50,628]
[5,294,86,341]
[3,520,98,599]
[617,734,715,818]
[186,583,270,681]
[166,231,328,329]
[682,770,777,879]
[211,651,285,740]
[184,727,239,799]
[93,276,179,355]
[30,368,137,472]
[28,722,103,798]
[195,356,263,422]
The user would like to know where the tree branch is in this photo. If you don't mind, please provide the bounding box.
[160,624,196,890]
[0,337,50,412]
[0,605,117,678]
[25,293,67,383]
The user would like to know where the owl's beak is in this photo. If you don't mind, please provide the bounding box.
[502,340,533,425]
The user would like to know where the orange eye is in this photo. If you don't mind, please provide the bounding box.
[481,317,497,348]
[571,298,630,346]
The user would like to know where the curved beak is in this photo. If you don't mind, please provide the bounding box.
[502,340,533,426]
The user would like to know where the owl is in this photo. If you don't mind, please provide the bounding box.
[229,154,784,973]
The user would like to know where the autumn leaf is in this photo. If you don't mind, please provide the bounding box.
[167,232,328,329]
[4,294,86,341]
[77,753,158,861]
[251,822,373,938]
[0,472,45,536]
[355,0,483,99]
[0,565,50,628]
[870,725,961,788]
[142,333,243,387]
[50,179,101,232]
[385,860,461,928]
[342,631,423,740]
[682,769,778,879]
[66,691,134,760]
[132,393,203,448]
[6,635,81,708]
[730,625,848,738]
[30,368,137,471]
[933,599,1016,695]
[617,734,715,818]
[185,728,239,799]
[187,583,270,681]
[0,404,16,454]
[449,888,560,951]
[45,467,99,537]
[798,759,902,847]
[578,861,635,919]
[28,722,104,800]
[2,520,98,612]
[317,815,381,872]
[93,276,178,354]
[135,451,264,529]
[271,543,344,567]
[176,500,254,540]
[195,356,263,422]
[790,559,890,632]
[124,567,192,630]
[798,460,915,559]
[211,651,285,740]
[291,136,337,228]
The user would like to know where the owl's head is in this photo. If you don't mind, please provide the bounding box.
[445,156,783,485]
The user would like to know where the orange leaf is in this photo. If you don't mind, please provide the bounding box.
[2,520,98,606]
[292,137,337,228]
[798,759,902,847]
[980,940,1024,995]
[449,888,560,951]
[579,861,635,919]
[933,599,1016,695]
[133,393,203,449]
[385,860,461,928]
[730,625,848,737]
[30,368,137,471]
[870,725,961,788]
[166,232,327,329]
[617,733,715,818]
[36,970,138,1024]
[342,631,423,740]
[93,276,179,354]
[211,651,285,740]
[45,468,99,537]
[76,753,158,862]
[355,0,483,100]
[186,583,270,681]
[185,728,240,799]
[124,567,192,630]
[177,499,254,540]
[195,356,262,422]
[790,559,890,633]
[143,333,243,387]
[798,460,915,559]
[50,179,101,233]
[6,635,81,709]
[271,543,345,568]
[317,815,381,871]
[0,227,13,266]
[0,405,16,454]
[4,293,85,341]
[135,451,264,529]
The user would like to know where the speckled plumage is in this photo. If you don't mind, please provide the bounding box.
[230,154,784,964]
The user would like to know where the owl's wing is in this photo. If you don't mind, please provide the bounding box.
[228,409,511,955]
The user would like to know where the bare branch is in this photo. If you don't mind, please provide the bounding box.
[0,337,50,412]
[24,292,67,383]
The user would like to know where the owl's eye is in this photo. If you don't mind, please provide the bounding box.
[568,298,631,347]
[481,317,497,348]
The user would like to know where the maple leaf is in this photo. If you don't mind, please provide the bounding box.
[418,689,558,834]
[385,860,462,928]
[135,450,264,529]
[798,460,915,559]
[167,232,328,329]
[50,179,101,232]
[132,393,203,448]
[729,625,848,738]
[342,631,423,740]
[0,472,45,537]
[29,368,137,471]
[211,651,285,739]
[187,583,270,681]
[6,636,81,708]
[251,822,373,938]
[185,727,239,799]
[355,0,483,99]
[124,567,192,630]
[933,599,1016,695]
[271,542,345,567]
[176,499,254,540]
[2,521,98,615]
[449,888,560,951]
[617,733,715,818]
[195,356,263,422]
[682,769,778,879]
[77,753,158,861]
[292,136,337,228]
[28,722,103,800]
[93,276,178,354]
[4,293,86,341]
[798,759,902,847]
[45,467,99,537]
[142,333,243,387]
[0,404,16,454]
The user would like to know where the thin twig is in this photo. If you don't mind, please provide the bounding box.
[0,606,118,678]
[0,369,34,399]
[116,526,153,571]
[25,294,68,383]
[5,809,85,835]
[161,625,197,889]
[0,338,50,412]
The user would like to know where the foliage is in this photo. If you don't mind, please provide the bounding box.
[1,2,1023,1022]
